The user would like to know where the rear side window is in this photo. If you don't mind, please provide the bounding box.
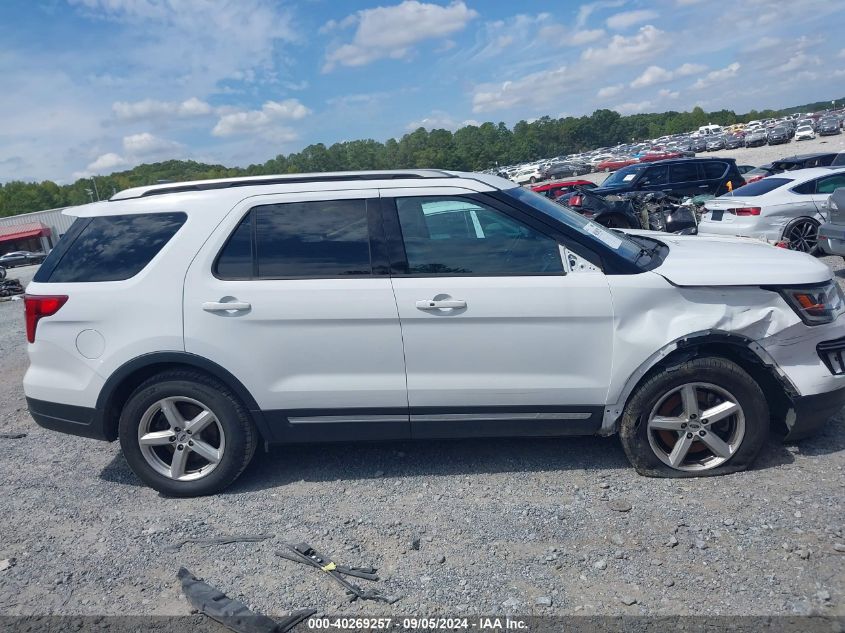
[668,163,699,183]
[34,212,186,283]
[702,162,727,179]
[215,199,372,279]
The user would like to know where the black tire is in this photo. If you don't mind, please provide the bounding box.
[783,217,820,255]
[118,370,258,496]
[0,267,5,280]
[619,357,769,478]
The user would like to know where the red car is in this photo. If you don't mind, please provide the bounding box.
[531,180,597,199]
[596,157,639,172]
[639,151,682,162]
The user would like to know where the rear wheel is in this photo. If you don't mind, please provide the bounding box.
[783,218,820,255]
[619,357,768,477]
[119,370,258,496]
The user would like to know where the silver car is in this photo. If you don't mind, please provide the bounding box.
[819,187,845,256]
[700,167,845,253]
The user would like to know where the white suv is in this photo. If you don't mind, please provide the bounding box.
[24,170,845,496]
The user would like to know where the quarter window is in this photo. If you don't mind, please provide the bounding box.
[395,196,563,275]
[702,162,727,179]
[816,175,845,195]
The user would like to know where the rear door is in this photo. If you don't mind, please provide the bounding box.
[667,162,704,197]
[381,187,614,439]
[701,161,730,195]
[183,190,410,443]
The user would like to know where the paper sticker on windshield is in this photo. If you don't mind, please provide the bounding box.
[584,222,623,249]
[622,174,636,182]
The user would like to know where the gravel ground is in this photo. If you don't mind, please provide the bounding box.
[1,253,844,622]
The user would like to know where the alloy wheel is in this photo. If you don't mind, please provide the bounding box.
[646,382,745,472]
[786,220,818,253]
[137,396,225,481]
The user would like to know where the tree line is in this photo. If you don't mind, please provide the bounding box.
[2,99,841,217]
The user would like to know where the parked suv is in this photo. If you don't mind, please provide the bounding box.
[24,170,845,496]
[565,158,745,203]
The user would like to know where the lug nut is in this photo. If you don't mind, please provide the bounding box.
[177,445,184,450]
[188,440,194,446]
[186,429,192,435]
[699,430,707,436]
[702,419,709,425]
[174,427,181,432]
[681,423,687,429]
[689,414,697,420]
[686,433,693,439]
[169,436,176,442]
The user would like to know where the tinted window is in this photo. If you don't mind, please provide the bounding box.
[215,212,253,278]
[817,174,845,195]
[254,199,371,277]
[792,180,816,195]
[832,153,845,167]
[702,162,727,179]
[396,196,563,275]
[642,165,668,185]
[668,163,699,183]
[36,213,186,283]
[730,178,792,197]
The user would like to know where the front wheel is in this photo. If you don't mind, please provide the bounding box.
[119,370,258,496]
[619,357,768,477]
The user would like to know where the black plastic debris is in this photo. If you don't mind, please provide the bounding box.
[178,567,314,633]
[277,542,401,604]
[0,433,26,440]
[165,533,272,553]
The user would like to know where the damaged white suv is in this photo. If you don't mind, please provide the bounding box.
[24,170,845,496]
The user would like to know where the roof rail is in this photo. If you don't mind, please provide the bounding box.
[110,170,457,201]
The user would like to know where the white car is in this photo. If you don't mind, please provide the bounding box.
[511,165,544,185]
[700,167,845,253]
[24,170,845,496]
[796,125,816,141]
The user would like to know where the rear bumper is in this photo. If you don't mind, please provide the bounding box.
[27,397,111,441]
[785,386,845,441]
[818,223,845,256]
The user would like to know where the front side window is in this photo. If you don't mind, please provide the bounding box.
[396,196,563,275]
[642,165,668,186]
[215,199,372,279]
[35,212,186,283]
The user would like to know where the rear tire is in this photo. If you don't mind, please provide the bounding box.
[619,357,768,478]
[118,370,258,496]
[783,218,820,255]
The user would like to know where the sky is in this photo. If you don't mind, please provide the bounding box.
[1,0,844,183]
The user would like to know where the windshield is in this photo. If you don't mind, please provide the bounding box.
[502,186,647,264]
[599,164,647,188]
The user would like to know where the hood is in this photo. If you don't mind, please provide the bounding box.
[630,232,832,286]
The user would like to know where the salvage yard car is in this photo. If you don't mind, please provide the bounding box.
[700,167,845,253]
[23,170,845,496]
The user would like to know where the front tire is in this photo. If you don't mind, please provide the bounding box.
[619,357,768,477]
[118,370,258,496]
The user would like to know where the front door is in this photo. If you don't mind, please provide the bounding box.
[183,190,409,443]
[381,189,614,439]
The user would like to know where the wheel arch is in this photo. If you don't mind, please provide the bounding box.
[602,330,797,437]
[96,352,270,442]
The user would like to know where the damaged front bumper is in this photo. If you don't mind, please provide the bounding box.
[785,385,845,440]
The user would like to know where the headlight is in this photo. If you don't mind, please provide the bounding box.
[778,281,845,325]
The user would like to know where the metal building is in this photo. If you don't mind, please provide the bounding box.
[0,206,78,254]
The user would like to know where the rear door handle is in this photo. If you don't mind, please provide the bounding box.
[415,299,467,310]
[203,301,251,312]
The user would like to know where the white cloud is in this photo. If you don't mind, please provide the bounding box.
[581,25,669,66]
[570,29,606,45]
[779,51,822,73]
[322,1,478,72]
[121,132,182,156]
[575,0,626,28]
[839,48,845,58]
[691,62,741,89]
[85,152,128,174]
[630,62,706,87]
[614,100,653,114]
[212,99,311,139]
[472,66,569,113]
[406,111,480,131]
[658,88,680,99]
[606,9,659,30]
[597,84,625,99]
[112,97,212,122]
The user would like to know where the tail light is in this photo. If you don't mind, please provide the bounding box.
[24,295,68,343]
[731,207,761,216]
[569,195,583,207]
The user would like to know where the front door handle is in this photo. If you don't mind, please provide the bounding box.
[203,301,251,312]
[415,299,467,310]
